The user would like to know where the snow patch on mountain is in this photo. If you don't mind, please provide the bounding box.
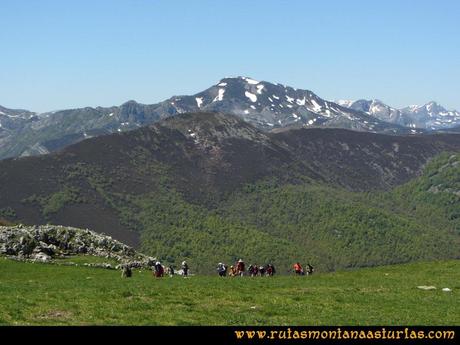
[336,100,355,107]
[242,77,260,85]
[245,91,257,102]
[296,97,306,106]
[256,84,264,94]
[213,89,225,102]
[195,97,203,108]
[310,100,322,112]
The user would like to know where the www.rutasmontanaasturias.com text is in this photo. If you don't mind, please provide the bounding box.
[234,327,455,340]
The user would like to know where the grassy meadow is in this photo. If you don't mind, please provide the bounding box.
[0,257,458,325]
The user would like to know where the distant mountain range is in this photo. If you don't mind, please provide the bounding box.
[0,105,37,137]
[337,99,460,131]
[1,76,459,160]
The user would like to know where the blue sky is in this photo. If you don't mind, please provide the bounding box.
[1,0,459,112]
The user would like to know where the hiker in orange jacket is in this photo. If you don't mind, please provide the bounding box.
[293,262,304,275]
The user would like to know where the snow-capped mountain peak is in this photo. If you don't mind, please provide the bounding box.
[158,77,415,134]
[2,77,457,160]
[338,99,460,130]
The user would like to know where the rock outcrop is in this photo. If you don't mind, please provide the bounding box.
[0,224,155,269]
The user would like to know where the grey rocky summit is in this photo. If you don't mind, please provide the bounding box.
[1,77,459,160]
[166,77,411,134]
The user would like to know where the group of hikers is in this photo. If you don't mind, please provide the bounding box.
[293,262,314,276]
[152,260,189,278]
[121,260,189,278]
[121,258,314,278]
[216,260,314,277]
[216,259,276,277]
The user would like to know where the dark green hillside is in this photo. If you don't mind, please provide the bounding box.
[0,113,459,273]
[372,152,460,234]
[216,184,458,272]
[69,151,460,273]
[13,154,456,275]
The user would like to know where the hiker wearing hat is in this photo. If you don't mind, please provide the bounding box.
[266,263,275,276]
[154,261,164,278]
[181,260,189,277]
[236,259,245,277]
[248,264,259,277]
[258,265,266,276]
[217,262,227,277]
[228,265,236,277]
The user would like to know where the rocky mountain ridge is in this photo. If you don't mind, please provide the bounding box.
[338,99,460,130]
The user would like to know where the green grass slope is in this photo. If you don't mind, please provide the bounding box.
[0,258,458,325]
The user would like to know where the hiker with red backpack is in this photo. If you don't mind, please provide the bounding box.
[154,261,164,278]
[266,264,275,276]
[236,259,245,277]
[248,264,259,277]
